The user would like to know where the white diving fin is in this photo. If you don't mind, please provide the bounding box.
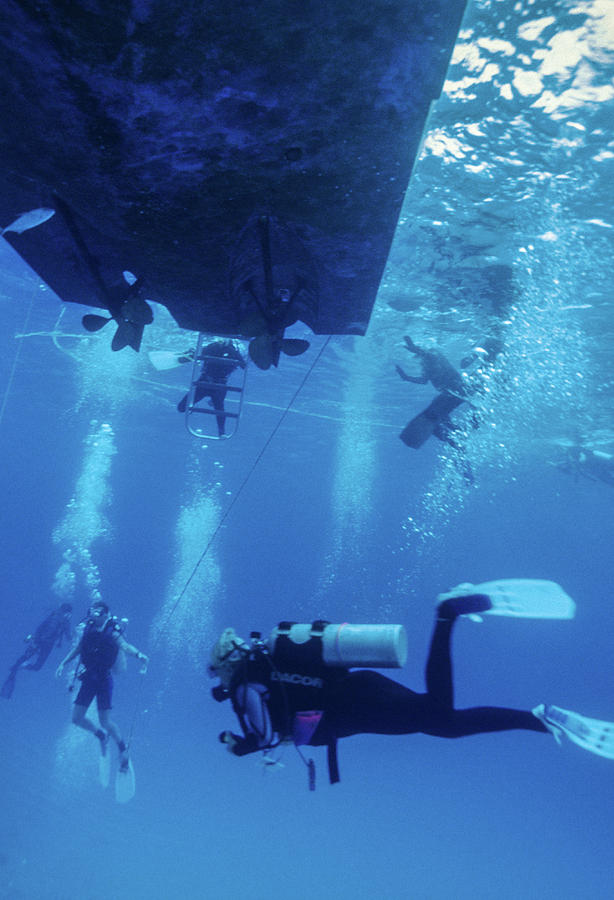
[98,749,111,789]
[438,579,576,620]
[533,704,614,759]
[115,758,136,803]
[148,350,192,371]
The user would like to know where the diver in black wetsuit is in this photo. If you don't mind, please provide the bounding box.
[1,604,73,699]
[396,335,469,397]
[396,337,482,482]
[56,601,148,771]
[396,335,471,453]
[177,340,246,437]
[209,594,549,785]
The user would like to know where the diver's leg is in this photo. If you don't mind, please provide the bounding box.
[23,643,53,671]
[72,703,101,735]
[211,388,227,436]
[72,676,107,744]
[319,671,425,739]
[320,670,547,742]
[423,602,491,706]
[1,644,41,696]
[424,616,455,709]
[425,705,548,737]
[6,656,25,678]
[12,642,37,671]
[97,708,123,746]
[97,677,129,768]
[178,382,208,413]
[423,609,547,737]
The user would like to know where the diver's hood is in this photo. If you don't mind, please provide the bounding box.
[210,628,248,687]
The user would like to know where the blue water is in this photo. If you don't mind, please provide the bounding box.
[2,2,614,898]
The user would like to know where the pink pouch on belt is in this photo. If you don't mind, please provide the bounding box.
[293,710,323,746]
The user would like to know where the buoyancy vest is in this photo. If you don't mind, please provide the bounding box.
[80,619,120,674]
[228,621,349,783]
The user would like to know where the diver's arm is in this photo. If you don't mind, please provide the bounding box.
[221,683,274,756]
[117,635,149,671]
[396,364,427,384]
[234,350,247,369]
[55,638,82,676]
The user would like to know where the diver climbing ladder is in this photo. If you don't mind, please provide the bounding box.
[184,332,247,439]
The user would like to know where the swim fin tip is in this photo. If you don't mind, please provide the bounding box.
[438,579,576,620]
[533,704,614,759]
[1,674,16,699]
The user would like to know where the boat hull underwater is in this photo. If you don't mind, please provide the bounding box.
[0,0,467,344]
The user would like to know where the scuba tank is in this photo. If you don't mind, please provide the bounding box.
[267,622,407,668]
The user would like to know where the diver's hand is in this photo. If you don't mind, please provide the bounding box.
[395,364,409,381]
[136,652,149,674]
[55,663,65,678]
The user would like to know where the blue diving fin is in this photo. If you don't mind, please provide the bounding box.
[533,704,614,759]
[437,579,576,620]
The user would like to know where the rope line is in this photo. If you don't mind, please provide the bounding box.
[126,335,332,744]
[153,335,332,641]
[0,290,37,430]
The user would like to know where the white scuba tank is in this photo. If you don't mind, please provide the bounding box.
[267,623,407,668]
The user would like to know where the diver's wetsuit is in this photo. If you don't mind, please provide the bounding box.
[309,617,546,742]
[229,614,547,752]
[401,342,468,397]
[1,610,71,699]
[177,341,245,435]
[10,610,71,672]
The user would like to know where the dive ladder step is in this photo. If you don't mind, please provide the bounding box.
[188,407,239,419]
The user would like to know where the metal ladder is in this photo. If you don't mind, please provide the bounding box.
[184,333,247,439]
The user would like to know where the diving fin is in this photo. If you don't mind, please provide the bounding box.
[400,411,438,449]
[533,704,614,759]
[1,673,16,699]
[115,758,136,803]
[437,579,576,620]
[82,314,112,332]
[400,392,465,449]
[148,350,191,371]
[98,748,111,789]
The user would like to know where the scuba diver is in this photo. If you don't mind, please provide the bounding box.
[397,335,471,451]
[177,340,246,437]
[1,603,73,699]
[210,581,614,788]
[56,601,149,772]
[397,336,483,480]
[557,445,614,488]
[396,335,469,397]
